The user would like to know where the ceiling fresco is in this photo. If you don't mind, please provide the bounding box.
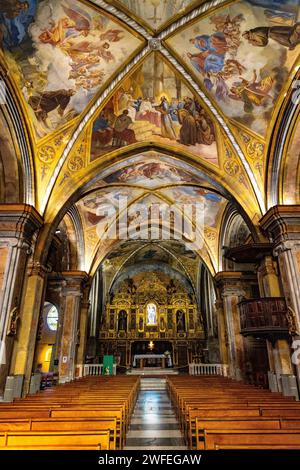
[110,0,200,31]
[160,186,227,229]
[74,178,227,274]
[103,158,210,188]
[87,151,223,192]
[90,53,219,165]
[166,0,300,136]
[1,0,299,278]
[76,186,144,229]
[0,0,142,139]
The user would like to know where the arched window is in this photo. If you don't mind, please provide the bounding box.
[47,305,58,331]
[147,303,157,325]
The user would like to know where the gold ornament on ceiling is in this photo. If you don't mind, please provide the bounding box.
[38,145,55,163]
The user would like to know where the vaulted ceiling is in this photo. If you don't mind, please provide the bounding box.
[0,0,299,277]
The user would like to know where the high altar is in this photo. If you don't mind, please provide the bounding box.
[98,273,205,368]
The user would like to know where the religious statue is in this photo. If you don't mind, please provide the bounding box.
[139,316,144,330]
[118,311,127,331]
[287,307,300,336]
[176,310,185,332]
[6,307,20,337]
[147,303,157,325]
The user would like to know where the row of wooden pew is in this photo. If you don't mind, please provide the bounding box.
[167,376,300,450]
[0,375,140,450]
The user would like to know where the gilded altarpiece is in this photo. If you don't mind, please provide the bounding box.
[99,274,204,367]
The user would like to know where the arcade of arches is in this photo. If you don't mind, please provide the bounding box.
[0,0,300,408]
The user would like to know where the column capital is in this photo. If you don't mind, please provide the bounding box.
[273,239,300,257]
[260,205,300,245]
[27,261,52,278]
[62,271,89,295]
[215,271,256,297]
[0,204,43,239]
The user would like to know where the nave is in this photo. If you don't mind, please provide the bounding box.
[1,0,300,455]
[1,374,300,450]
[125,378,187,450]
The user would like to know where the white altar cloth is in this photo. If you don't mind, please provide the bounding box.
[133,354,172,367]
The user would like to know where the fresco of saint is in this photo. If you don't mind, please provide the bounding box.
[91,55,218,166]
[167,0,300,136]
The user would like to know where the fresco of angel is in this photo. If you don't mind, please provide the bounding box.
[38,5,92,45]
[229,69,274,113]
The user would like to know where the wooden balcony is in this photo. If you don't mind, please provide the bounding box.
[238,298,289,339]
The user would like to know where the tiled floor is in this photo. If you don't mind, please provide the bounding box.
[124,378,187,450]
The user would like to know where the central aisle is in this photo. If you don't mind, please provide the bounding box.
[124,378,187,450]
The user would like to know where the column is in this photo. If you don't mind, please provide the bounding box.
[214,299,229,366]
[59,271,88,383]
[257,254,292,382]
[260,206,300,384]
[76,285,90,369]
[215,272,255,380]
[0,205,43,393]
[10,262,49,395]
[44,275,66,373]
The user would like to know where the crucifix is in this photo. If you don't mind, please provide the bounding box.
[146,0,163,25]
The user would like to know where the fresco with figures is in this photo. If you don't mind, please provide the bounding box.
[91,54,218,165]
[160,187,226,229]
[167,0,300,136]
[76,184,226,251]
[103,159,209,187]
[0,0,141,138]
[114,0,199,30]
[77,187,143,230]
[93,152,221,191]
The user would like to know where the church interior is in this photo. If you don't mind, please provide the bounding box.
[0,0,300,451]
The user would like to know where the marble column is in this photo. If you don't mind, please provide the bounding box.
[76,286,91,369]
[59,271,88,383]
[260,206,300,383]
[0,205,43,393]
[10,262,49,395]
[257,254,292,380]
[214,299,229,366]
[215,272,255,380]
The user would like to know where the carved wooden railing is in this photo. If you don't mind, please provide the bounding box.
[239,298,289,337]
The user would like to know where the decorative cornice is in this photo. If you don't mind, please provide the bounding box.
[215,271,257,294]
[62,270,89,289]
[27,261,51,278]
[260,205,300,244]
[0,204,43,240]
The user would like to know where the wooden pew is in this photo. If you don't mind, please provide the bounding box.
[203,429,300,450]
[195,417,300,450]
[167,375,300,450]
[0,430,110,450]
[0,375,140,450]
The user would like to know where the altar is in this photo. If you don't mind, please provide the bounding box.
[133,354,172,368]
